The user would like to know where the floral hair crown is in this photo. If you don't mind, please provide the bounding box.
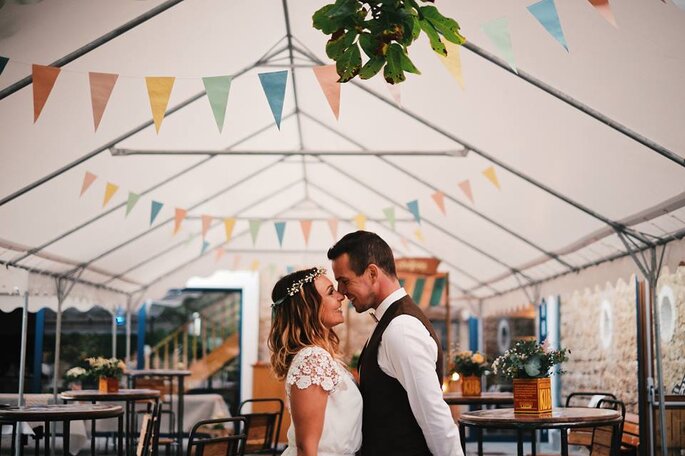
[271,267,326,309]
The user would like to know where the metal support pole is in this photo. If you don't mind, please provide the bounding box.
[649,247,668,456]
[112,313,117,359]
[15,291,29,455]
[125,297,132,366]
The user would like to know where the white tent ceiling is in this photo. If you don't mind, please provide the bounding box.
[0,0,684,313]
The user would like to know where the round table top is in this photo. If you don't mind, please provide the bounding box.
[444,392,514,405]
[459,407,621,429]
[125,369,191,377]
[0,404,123,421]
[60,389,160,401]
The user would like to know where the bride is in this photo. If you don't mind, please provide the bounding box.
[268,267,362,456]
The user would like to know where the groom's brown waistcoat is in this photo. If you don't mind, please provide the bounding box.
[358,295,444,456]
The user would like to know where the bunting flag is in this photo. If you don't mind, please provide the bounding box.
[354,214,367,230]
[312,65,341,120]
[274,221,286,247]
[80,171,97,196]
[103,182,119,207]
[431,191,446,215]
[587,0,617,27]
[406,200,421,224]
[251,259,260,271]
[202,75,232,132]
[528,0,569,51]
[201,215,213,239]
[0,56,8,76]
[224,217,236,243]
[173,208,187,235]
[33,64,61,122]
[145,76,175,133]
[387,82,402,107]
[400,237,410,250]
[383,207,396,231]
[232,255,241,270]
[125,192,140,216]
[482,166,501,189]
[215,248,225,262]
[268,263,277,277]
[482,18,517,72]
[258,70,288,129]
[150,201,164,225]
[300,220,313,245]
[327,218,339,240]
[414,229,425,242]
[249,220,262,245]
[458,179,474,204]
[286,265,295,274]
[201,240,210,255]
[438,41,465,89]
[89,72,118,131]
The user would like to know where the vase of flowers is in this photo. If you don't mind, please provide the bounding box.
[64,366,88,390]
[492,340,569,415]
[452,351,489,396]
[86,357,125,393]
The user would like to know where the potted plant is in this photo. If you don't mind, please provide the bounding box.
[492,339,569,415]
[452,351,489,396]
[86,357,125,393]
[64,366,88,390]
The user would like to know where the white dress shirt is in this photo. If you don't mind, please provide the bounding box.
[372,288,464,456]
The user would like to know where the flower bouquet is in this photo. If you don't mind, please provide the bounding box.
[64,366,88,390]
[86,357,125,393]
[452,351,489,396]
[492,340,569,415]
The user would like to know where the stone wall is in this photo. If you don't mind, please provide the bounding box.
[656,266,685,394]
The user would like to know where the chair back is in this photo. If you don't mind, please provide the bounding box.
[590,398,626,456]
[565,391,617,407]
[137,402,162,456]
[237,399,284,455]
[187,416,247,456]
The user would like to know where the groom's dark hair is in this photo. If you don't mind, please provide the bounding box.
[327,230,397,278]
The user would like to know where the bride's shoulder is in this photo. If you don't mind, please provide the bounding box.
[286,346,342,392]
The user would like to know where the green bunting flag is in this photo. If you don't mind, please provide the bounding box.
[383,207,396,231]
[482,18,517,73]
[249,220,262,245]
[125,192,140,217]
[202,75,232,132]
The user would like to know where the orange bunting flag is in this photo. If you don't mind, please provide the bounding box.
[300,220,313,245]
[173,208,187,235]
[80,171,97,197]
[588,0,617,27]
[145,76,175,133]
[458,179,474,204]
[33,64,61,122]
[201,215,213,239]
[327,218,339,240]
[431,191,446,215]
[313,65,341,120]
[102,182,119,207]
[400,237,410,250]
[482,166,501,189]
[89,72,118,131]
[224,218,236,243]
[354,214,367,230]
[215,248,225,262]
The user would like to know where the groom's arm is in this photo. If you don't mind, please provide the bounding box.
[379,316,465,456]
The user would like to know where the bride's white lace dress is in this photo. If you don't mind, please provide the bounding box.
[281,346,362,456]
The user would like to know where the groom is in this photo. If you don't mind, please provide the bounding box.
[328,231,463,456]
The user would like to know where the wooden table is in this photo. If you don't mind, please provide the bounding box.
[444,392,514,406]
[0,404,123,456]
[61,389,160,455]
[126,369,191,453]
[458,407,622,456]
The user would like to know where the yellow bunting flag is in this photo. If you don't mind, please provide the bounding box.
[89,72,118,131]
[215,248,225,262]
[312,65,341,120]
[327,218,339,240]
[458,179,474,204]
[438,41,465,89]
[414,229,425,242]
[300,220,313,245]
[251,260,260,271]
[102,182,119,207]
[80,171,97,197]
[482,166,501,189]
[145,77,175,133]
[354,214,367,230]
[432,191,446,215]
[201,215,213,239]
[173,208,187,235]
[224,218,236,243]
[32,64,61,122]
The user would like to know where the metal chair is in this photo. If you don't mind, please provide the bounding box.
[237,399,284,456]
[591,398,626,456]
[187,416,247,456]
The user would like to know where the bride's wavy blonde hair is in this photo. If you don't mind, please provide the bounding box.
[268,268,341,380]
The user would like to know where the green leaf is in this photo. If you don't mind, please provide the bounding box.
[359,56,386,79]
[313,0,358,34]
[399,47,420,75]
[420,5,466,45]
[336,43,362,82]
[411,16,421,40]
[359,32,378,58]
[384,43,406,84]
[419,18,446,56]
[326,29,358,60]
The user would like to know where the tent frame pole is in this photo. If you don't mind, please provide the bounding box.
[15,292,29,456]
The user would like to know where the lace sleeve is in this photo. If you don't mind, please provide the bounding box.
[286,346,341,392]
